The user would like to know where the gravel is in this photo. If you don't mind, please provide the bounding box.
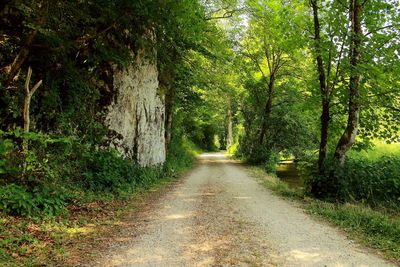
[93,153,393,267]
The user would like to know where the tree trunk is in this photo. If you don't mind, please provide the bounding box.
[319,99,330,171]
[333,0,363,164]
[2,3,47,85]
[164,82,175,154]
[227,108,233,148]
[3,30,37,85]
[165,104,173,153]
[23,67,42,152]
[311,0,330,172]
[259,76,274,144]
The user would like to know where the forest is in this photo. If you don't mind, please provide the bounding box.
[0,0,399,265]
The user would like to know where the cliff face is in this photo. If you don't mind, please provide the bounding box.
[104,54,166,167]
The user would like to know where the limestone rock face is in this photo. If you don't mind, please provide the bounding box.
[104,55,166,167]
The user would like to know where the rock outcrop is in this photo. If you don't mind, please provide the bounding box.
[104,54,166,167]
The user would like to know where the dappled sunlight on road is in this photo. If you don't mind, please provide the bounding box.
[286,247,372,266]
[165,213,194,220]
[198,152,240,164]
[95,148,391,267]
[287,248,321,263]
[232,196,252,200]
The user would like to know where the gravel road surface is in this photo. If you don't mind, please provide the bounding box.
[94,153,392,267]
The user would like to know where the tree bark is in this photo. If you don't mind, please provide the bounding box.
[319,99,330,170]
[23,67,42,152]
[333,0,363,164]
[259,76,274,144]
[165,103,173,153]
[3,30,38,85]
[164,83,175,153]
[2,3,47,85]
[227,108,233,148]
[311,0,330,172]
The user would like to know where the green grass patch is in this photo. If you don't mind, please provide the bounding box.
[248,166,303,198]
[348,142,400,161]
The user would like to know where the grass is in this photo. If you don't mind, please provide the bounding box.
[348,142,400,161]
[248,165,400,264]
[248,166,303,199]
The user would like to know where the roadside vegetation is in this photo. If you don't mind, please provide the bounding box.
[0,135,201,266]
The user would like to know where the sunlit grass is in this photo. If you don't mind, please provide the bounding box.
[348,142,400,161]
[248,166,303,198]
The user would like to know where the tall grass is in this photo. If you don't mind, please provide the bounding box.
[347,142,400,161]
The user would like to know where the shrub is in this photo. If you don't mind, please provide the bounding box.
[263,150,280,173]
[0,184,66,216]
[78,149,143,193]
[0,129,197,217]
[306,156,400,207]
[0,135,20,181]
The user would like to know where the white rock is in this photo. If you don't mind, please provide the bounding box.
[104,53,166,167]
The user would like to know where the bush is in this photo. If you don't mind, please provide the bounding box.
[163,136,199,176]
[78,149,144,193]
[0,135,20,181]
[227,141,239,156]
[263,150,280,173]
[237,143,280,173]
[0,184,66,216]
[0,130,197,217]
[306,156,400,207]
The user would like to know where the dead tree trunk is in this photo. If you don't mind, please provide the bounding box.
[23,67,42,152]
[333,0,363,164]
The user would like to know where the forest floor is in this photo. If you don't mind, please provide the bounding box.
[88,152,393,267]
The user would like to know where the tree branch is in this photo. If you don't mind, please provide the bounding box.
[365,24,399,36]
[205,8,244,20]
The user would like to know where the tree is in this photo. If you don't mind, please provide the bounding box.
[233,0,315,162]
[309,0,400,168]
[333,0,363,163]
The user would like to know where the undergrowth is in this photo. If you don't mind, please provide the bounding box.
[0,130,199,266]
[304,147,400,212]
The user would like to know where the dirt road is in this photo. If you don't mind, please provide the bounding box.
[94,153,392,266]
